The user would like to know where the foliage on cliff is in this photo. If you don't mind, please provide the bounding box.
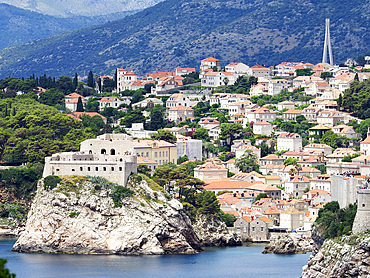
[315,201,357,239]
[0,0,368,77]
[342,79,370,119]
[0,95,93,165]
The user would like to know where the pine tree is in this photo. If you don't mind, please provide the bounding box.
[76,97,84,112]
[87,70,94,88]
[73,73,78,91]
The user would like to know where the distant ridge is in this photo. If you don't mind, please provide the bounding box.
[0,3,137,49]
[0,0,368,77]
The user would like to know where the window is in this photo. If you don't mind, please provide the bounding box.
[119,167,122,171]
[141,152,144,157]
[159,152,161,157]
[110,149,116,155]
[111,167,114,171]
[72,169,75,172]
[155,152,157,158]
[146,152,149,157]
[261,227,264,232]
[88,167,91,171]
[95,167,98,171]
[101,149,106,155]
[80,167,83,171]
[103,167,107,171]
[252,227,255,231]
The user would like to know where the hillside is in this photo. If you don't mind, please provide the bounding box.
[0,0,164,17]
[0,4,137,49]
[0,0,368,77]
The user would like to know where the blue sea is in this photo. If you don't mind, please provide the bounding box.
[0,239,310,278]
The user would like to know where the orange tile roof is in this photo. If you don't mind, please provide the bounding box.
[65,93,83,99]
[224,211,240,217]
[202,57,220,62]
[169,105,194,111]
[263,206,280,215]
[257,216,273,223]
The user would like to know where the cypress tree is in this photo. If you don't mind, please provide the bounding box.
[73,73,78,91]
[87,71,94,88]
[76,97,84,112]
[12,107,15,116]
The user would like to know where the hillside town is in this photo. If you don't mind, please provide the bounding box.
[39,56,370,242]
[2,55,370,244]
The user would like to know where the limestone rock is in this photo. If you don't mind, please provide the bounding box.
[301,232,370,278]
[262,234,313,254]
[193,214,242,247]
[12,175,202,255]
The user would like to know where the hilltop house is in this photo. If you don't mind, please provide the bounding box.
[200,57,221,72]
[133,139,177,166]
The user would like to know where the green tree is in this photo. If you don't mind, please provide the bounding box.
[235,150,260,173]
[38,88,65,107]
[320,131,349,148]
[254,193,268,202]
[120,110,145,128]
[73,73,78,91]
[85,98,99,112]
[196,191,221,216]
[76,97,84,112]
[151,129,176,144]
[222,212,236,227]
[220,123,243,148]
[192,127,210,141]
[56,76,74,94]
[283,157,299,165]
[87,70,94,88]
[295,68,314,76]
[149,105,165,131]
[0,259,16,278]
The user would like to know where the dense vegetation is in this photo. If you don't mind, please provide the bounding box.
[342,79,370,119]
[0,0,368,77]
[315,201,357,239]
[0,96,92,165]
[0,259,15,278]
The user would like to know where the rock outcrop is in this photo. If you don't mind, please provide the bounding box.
[12,175,202,255]
[193,214,242,247]
[262,234,313,254]
[301,232,370,278]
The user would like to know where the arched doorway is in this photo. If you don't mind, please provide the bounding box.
[101,149,106,155]
[110,149,116,155]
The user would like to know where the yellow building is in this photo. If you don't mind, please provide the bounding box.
[133,140,177,166]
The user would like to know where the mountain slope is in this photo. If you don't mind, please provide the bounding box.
[0,0,368,78]
[0,4,137,49]
[0,0,165,17]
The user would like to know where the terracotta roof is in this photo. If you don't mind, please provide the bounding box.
[241,216,253,222]
[251,64,269,70]
[260,154,284,160]
[283,109,302,114]
[254,120,272,125]
[137,157,157,164]
[278,133,301,139]
[204,180,263,190]
[65,93,83,99]
[169,105,194,111]
[257,216,273,223]
[263,206,280,215]
[202,57,220,62]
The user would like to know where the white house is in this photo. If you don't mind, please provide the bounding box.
[116,68,138,92]
[277,133,302,152]
[200,57,221,72]
[253,121,273,136]
[99,97,130,111]
[225,62,251,75]
[201,71,237,87]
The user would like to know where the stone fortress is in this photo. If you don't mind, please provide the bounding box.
[43,134,137,185]
[331,174,370,234]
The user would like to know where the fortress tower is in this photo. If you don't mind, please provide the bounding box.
[352,185,370,234]
[322,18,333,65]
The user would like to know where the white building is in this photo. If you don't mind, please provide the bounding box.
[43,134,137,186]
[99,97,130,111]
[116,68,138,92]
[253,121,273,136]
[277,133,302,152]
[176,137,202,161]
[225,62,251,75]
[201,72,237,87]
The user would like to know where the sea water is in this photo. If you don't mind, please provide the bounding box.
[0,239,310,278]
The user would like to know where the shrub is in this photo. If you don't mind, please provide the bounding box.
[222,212,237,227]
[69,212,79,218]
[43,175,62,190]
[112,185,134,208]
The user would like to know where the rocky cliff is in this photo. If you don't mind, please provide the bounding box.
[262,234,313,254]
[12,174,202,255]
[193,214,242,247]
[301,232,370,278]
